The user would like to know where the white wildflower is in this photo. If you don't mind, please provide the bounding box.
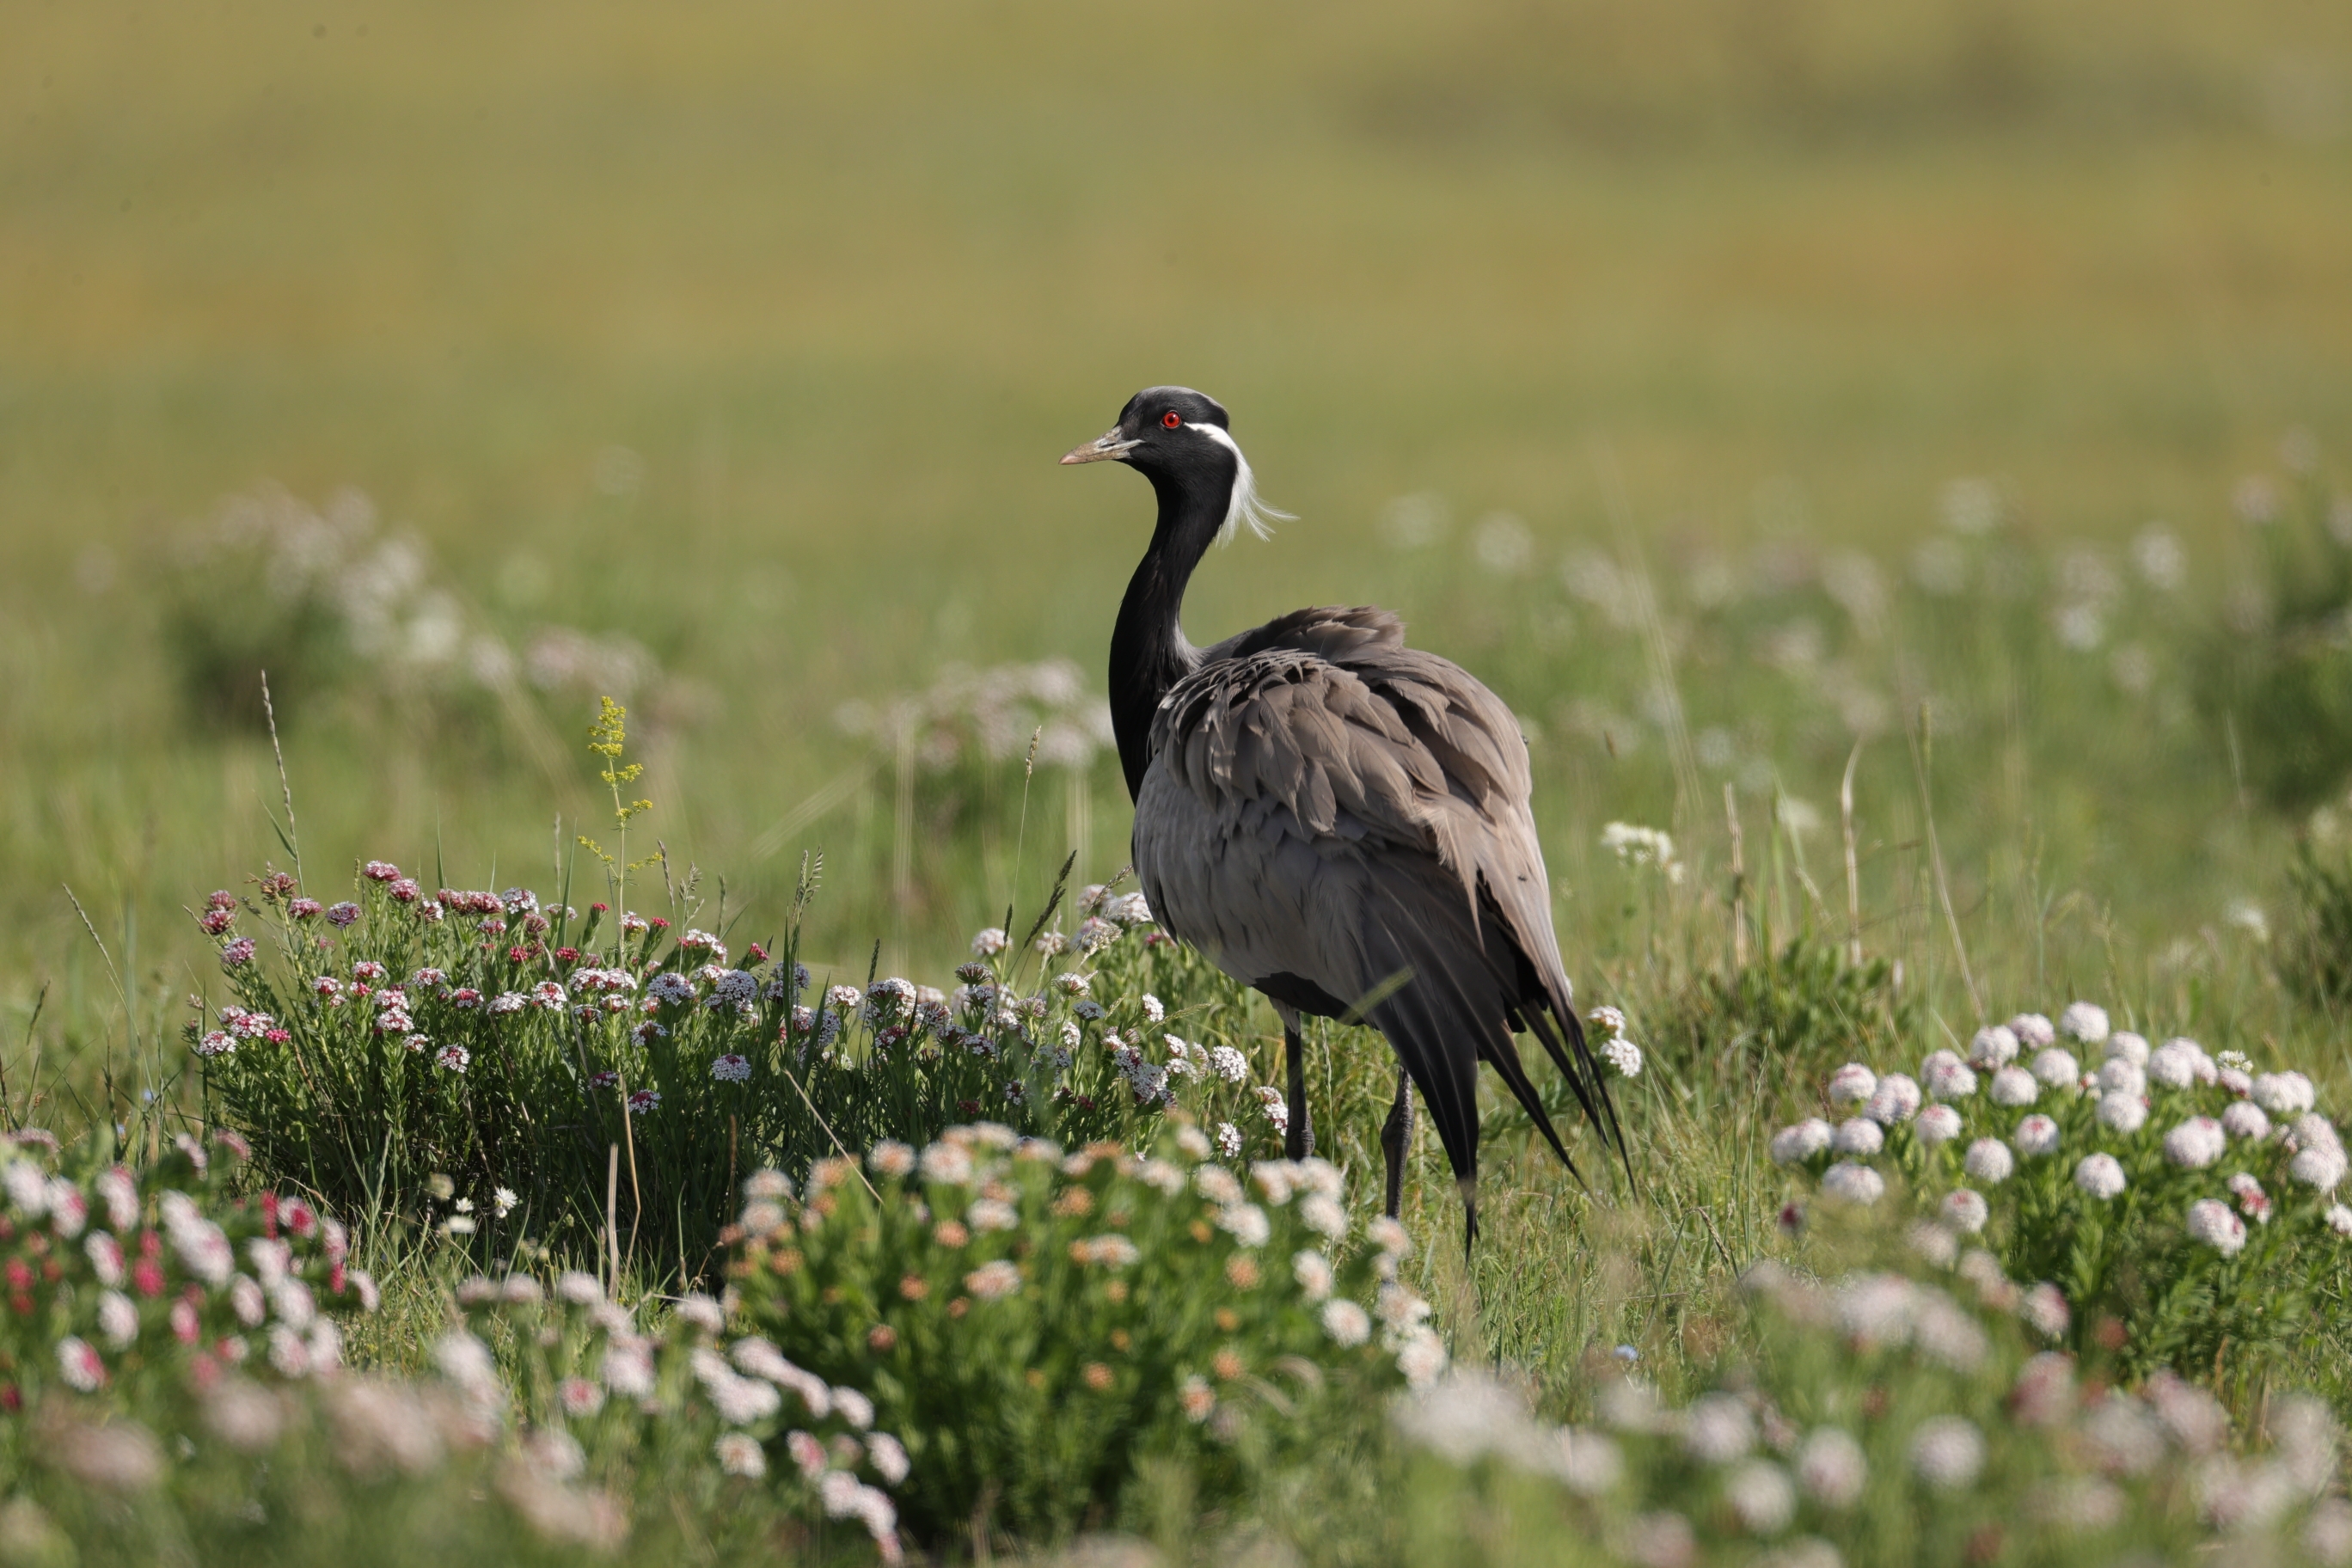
[2008,1014,2056,1049]
[1796,1429,1866,1509]
[1725,1460,1797,1535]
[2012,1114,2060,1156]
[1320,1299,1371,1347]
[1915,1104,1963,1145]
[1299,1192,1348,1240]
[1682,1393,1755,1464]
[1963,1139,2014,1185]
[1988,1067,2038,1107]
[2018,1283,2070,1341]
[1941,1190,1988,1233]
[1770,1120,1833,1165]
[2058,1001,2110,1044]
[1600,1036,1644,1078]
[2255,1072,2317,1117]
[1920,1050,1977,1100]
[1825,1063,1877,1106]
[2163,1117,2226,1169]
[2098,1093,2149,1135]
[1216,1204,1271,1248]
[1863,1073,1921,1125]
[2186,1197,2247,1255]
[2148,1038,2209,1090]
[2030,1047,2079,1087]
[1820,1163,1884,1205]
[1833,1119,1883,1157]
[1601,822,1678,873]
[1968,1026,2019,1069]
[1910,1416,1985,1489]
[2074,1153,2128,1200]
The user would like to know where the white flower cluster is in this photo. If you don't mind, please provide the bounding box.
[1775,1000,2352,1326]
[1601,822,1683,882]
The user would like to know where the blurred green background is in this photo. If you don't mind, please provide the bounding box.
[3,0,2349,1081]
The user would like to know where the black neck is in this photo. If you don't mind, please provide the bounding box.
[1108,466,1228,801]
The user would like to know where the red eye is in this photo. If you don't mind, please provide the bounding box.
[1161,411,1182,428]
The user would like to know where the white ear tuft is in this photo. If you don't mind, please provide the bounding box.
[1188,422,1295,545]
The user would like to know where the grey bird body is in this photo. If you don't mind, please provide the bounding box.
[1065,387,1623,1238]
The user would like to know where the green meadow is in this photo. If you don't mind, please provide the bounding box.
[3,4,2352,1558]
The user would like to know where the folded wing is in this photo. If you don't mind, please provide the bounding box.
[1133,607,1625,1187]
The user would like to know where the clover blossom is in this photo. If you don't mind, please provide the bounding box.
[1941,1190,1989,1234]
[2030,1048,2079,1087]
[2255,1072,2318,1117]
[1825,1063,1877,1106]
[2012,1114,2060,1156]
[1796,1428,1866,1508]
[2098,1093,2150,1134]
[1770,1120,1833,1166]
[1910,1416,1986,1489]
[1916,1104,1964,1145]
[1968,1026,2019,1069]
[2059,1001,2110,1044]
[1833,1119,1883,1157]
[1920,1050,1978,1100]
[1963,1139,2014,1185]
[1863,1073,1920,1125]
[1988,1067,2038,1108]
[1821,1163,1884,1205]
[1320,1299,1371,1347]
[2185,1198,2247,1255]
[2074,1152,2128,1199]
[2163,1118,2226,1170]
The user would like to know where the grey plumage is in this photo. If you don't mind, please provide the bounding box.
[1065,386,1625,1240]
[1133,608,1625,1221]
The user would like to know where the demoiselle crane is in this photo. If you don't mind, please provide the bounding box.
[1063,386,1626,1243]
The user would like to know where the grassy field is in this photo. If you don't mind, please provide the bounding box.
[2,8,2352,1556]
[5,0,2349,995]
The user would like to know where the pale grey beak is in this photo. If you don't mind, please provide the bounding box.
[1060,429,1140,465]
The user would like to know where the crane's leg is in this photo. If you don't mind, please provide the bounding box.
[1380,1067,1414,1218]
[1283,1017,1315,1161]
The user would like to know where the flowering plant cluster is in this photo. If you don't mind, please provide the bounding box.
[188,856,1293,1276]
[1767,1000,2352,1381]
[0,1138,905,1563]
[725,1121,1442,1543]
[440,1267,909,1559]
[1393,1252,2351,1567]
[0,1127,373,1421]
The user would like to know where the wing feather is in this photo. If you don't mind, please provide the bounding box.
[1136,608,1624,1186]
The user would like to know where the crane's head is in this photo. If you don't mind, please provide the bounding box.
[1060,386,1291,544]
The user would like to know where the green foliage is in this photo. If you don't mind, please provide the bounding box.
[2204,468,2352,815]
[2284,844,2352,1014]
[1664,933,1916,1116]
[192,856,1300,1284]
[727,1125,1432,1547]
